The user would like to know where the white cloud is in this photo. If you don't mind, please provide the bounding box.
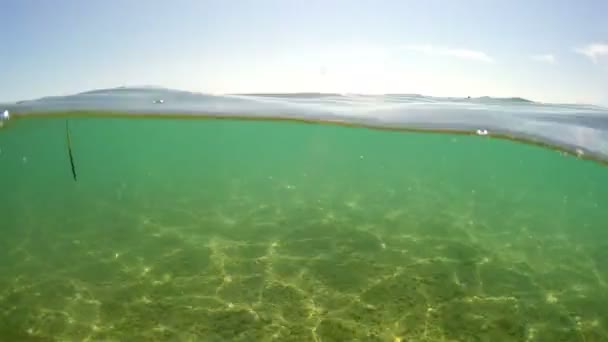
[403,45,494,63]
[531,54,556,65]
[575,43,608,63]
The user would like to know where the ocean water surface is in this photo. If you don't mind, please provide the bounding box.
[1,88,608,341]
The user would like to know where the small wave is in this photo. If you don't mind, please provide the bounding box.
[2,86,608,163]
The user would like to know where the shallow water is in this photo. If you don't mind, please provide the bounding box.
[1,115,608,341]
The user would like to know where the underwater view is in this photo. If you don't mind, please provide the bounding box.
[1,88,608,341]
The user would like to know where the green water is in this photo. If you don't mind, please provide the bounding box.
[1,116,608,341]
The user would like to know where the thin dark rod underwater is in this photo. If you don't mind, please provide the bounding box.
[66,120,77,181]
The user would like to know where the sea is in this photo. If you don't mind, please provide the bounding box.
[1,87,608,341]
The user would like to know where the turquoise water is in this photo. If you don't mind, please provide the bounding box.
[1,89,608,341]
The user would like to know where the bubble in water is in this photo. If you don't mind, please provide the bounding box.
[575,148,584,157]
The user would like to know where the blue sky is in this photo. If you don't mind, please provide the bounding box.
[1,0,607,105]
